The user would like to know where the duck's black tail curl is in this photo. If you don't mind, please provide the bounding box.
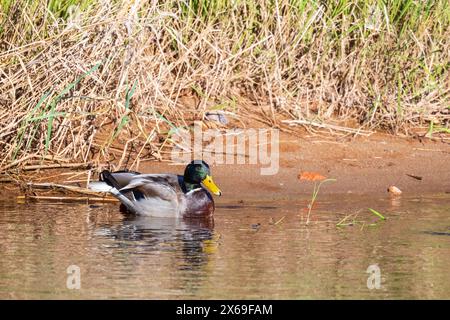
[99,170,121,190]
[99,169,141,190]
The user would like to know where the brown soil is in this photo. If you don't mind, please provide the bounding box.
[1,131,449,202]
[148,132,450,202]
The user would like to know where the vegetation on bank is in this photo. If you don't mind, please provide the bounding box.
[0,0,449,172]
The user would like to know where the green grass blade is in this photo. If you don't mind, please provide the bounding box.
[368,208,386,220]
[44,62,102,154]
[13,90,52,159]
[111,79,138,142]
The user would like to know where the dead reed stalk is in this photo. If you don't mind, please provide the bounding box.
[0,1,449,173]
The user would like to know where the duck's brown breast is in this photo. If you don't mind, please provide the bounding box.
[182,189,215,218]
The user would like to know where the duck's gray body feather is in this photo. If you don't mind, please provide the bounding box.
[89,171,214,218]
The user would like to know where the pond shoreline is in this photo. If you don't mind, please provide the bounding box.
[1,132,449,202]
[198,132,450,201]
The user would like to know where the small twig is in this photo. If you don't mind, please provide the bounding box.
[22,163,92,171]
[274,216,285,225]
[336,215,352,227]
[0,154,71,172]
[406,174,423,181]
[17,195,118,202]
[283,119,373,136]
[413,148,449,153]
[26,182,105,197]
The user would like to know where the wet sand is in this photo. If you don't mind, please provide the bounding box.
[138,132,450,202]
[1,132,449,201]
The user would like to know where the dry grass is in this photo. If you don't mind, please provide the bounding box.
[0,0,449,173]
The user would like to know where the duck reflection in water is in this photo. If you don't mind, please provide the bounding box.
[94,214,217,271]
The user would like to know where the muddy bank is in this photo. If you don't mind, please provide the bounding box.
[1,132,449,202]
[140,133,450,202]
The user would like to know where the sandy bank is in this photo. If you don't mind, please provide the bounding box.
[138,132,450,201]
[1,132,449,202]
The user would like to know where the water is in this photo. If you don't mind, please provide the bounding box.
[0,194,449,299]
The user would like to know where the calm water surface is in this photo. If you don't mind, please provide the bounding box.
[0,194,449,299]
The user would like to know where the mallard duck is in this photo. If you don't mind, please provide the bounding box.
[88,160,221,218]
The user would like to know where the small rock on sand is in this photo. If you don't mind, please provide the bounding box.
[388,185,402,195]
[205,112,228,125]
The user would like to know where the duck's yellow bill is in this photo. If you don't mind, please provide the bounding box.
[202,175,222,196]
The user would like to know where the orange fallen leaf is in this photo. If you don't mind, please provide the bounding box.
[298,171,327,181]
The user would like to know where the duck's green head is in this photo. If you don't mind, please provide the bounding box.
[184,160,222,196]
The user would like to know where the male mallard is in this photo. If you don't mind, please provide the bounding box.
[88,160,221,218]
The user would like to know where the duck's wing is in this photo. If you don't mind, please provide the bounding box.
[119,174,181,202]
[99,171,180,199]
[99,170,140,189]
[118,174,185,216]
[90,171,185,216]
